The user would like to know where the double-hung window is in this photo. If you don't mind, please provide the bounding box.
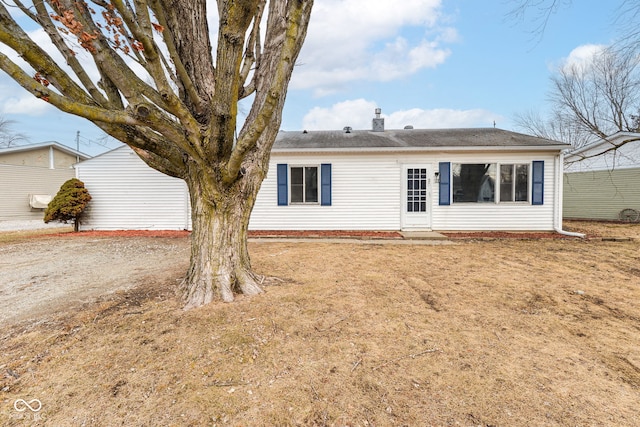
[277,163,332,206]
[290,166,318,204]
[499,164,529,202]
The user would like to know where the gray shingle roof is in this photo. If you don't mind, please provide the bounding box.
[274,127,569,151]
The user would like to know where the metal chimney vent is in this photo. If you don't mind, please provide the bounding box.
[404,125,414,129]
[343,126,352,133]
[372,108,384,132]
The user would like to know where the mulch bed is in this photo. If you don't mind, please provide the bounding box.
[39,229,582,240]
[441,231,581,239]
[248,230,404,239]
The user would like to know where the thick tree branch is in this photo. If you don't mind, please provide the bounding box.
[208,0,260,161]
[225,0,313,183]
[157,0,215,121]
[0,2,95,104]
[29,0,110,106]
[95,121,187,177]
[110,0,203,152]
[147,0,204,112]
[0,50,135,125]
[239,0,265,95]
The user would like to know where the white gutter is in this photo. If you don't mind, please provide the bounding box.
[554,151,586,238]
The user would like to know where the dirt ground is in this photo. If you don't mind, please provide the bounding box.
[1,221,640,426]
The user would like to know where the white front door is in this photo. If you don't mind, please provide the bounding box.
[401,165,432,230]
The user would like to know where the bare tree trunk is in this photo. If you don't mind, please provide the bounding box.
[181,167,264,309]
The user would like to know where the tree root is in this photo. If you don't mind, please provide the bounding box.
[180,266,268,309]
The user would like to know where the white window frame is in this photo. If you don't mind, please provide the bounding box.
[497,163,530,204]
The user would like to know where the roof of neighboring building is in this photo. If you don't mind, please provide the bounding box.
[273,127,570,152]
[0,141,91,160]
[565,131,640,157]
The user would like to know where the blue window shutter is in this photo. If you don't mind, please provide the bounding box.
[277,164,288,206]
[321,164,332,206]
[532,160,544,205]
[439,162,451,206]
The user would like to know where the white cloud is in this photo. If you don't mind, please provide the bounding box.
[0,92,53,115]
[292,0,456,95]
[386,107,500,129]
[302,100,501,130]
[556,44,606,74]
[303,99,378,130]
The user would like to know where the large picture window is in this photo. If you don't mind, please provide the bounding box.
[441,161,543,206]
[452,163,532,204]
[452,163,496,203]
[290,166,318,203]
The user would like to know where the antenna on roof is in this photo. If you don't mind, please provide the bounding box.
[493,120,496,128]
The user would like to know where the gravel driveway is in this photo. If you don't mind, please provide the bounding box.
[0,235,189,326]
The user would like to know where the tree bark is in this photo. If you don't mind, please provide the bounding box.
[181,164,264,308]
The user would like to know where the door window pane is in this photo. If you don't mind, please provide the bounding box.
[407,168,427,212]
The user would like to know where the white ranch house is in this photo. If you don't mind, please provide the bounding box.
[75,121,570,232]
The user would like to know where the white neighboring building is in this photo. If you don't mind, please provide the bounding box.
[564,132,640,221]
[76,146,191,230]
[75,123,570,232]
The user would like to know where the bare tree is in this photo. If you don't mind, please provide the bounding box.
[506,0,571,43]
[0,0,313,308]
[551,48,640,138]
[514,108,590,148]
[0,115,28,147]
[509,0,640,165]
[515,47,640,160]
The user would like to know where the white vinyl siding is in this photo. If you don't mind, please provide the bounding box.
[75,146,561,232]
[432,153,557,231]
[76,146,190,230]
[252,151,559,231]
[251,153,400,230]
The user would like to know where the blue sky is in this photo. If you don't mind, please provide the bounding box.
[0,0,624,156]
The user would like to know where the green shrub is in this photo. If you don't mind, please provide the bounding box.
[44,178,92,231]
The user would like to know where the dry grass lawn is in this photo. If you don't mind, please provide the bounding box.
[1,221,640,426]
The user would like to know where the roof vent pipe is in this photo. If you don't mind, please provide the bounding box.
[343,126,352,133]
[404,125,414,130]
